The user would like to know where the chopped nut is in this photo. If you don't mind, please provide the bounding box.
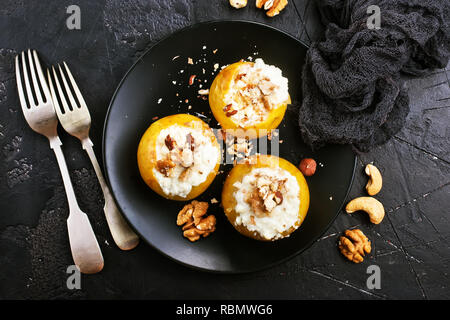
[189,75,196,85]
[178,167,191,181]
[258,185,270,200]
[274,191,283,204]
[156,159,176,177]
[185,133,195,151]
[223,104,232,112]
[198,89,209,95]
[339,229,371,263]
[187,57,193,64]
[210,198,219,204]
[270,181,279,192]
[180,148,194,168]
[226,109,238,117]
[263,194,277,212]
[165,134,176,151]
[248,191,266,217]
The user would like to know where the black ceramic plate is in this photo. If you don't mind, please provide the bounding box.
[103,20,356,273]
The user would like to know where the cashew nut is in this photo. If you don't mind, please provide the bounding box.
[365,164,382,196]
[345,197,385,224]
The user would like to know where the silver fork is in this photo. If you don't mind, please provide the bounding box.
[47,62,139,251]
[15,50,104,274]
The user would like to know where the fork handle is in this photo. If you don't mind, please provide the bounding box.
[49,136,80,212]
[49,136,104,274]
[82,138,139,251]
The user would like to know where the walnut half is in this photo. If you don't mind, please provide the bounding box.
[338,229,371,263]
[176,201,216,242]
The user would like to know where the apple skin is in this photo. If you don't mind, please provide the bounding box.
[137,113,221,201]
[222,154,310,241]
[209,61,290,139]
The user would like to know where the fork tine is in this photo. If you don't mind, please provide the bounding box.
[47,68,63,118]
[15,55,29,111]
[21,51,36,108]
[51,65,70,114]
[27,49,43,105]
[32,50,52,103]
[63,62,87,109]
[57,63,78,109]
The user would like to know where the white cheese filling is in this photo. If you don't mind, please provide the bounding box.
[153,124,219,198]
[232,167,301,240]
[223,58,289,128]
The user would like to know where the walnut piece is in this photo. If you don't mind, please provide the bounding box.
[247,174,286,214]
[177,201,216,242]
[165,134,176,151]
[156,159,176,177]
[338,229,371,263]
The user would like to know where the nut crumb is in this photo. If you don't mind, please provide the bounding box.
[210,198,219,204]
[187,57,193,65]
[189,75,196,85]
[198,89,209,95]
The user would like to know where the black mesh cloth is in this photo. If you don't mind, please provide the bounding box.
[298,0,450,152]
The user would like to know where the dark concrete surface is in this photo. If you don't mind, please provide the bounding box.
[0,0,449,299]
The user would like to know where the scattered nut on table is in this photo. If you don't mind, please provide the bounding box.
[299,158,316,176]
[345,196,385,224]
[365,164,382,196]
[229,0,247,9]
[339,229,371,263]
[256,0,288,17]
[177,200,216,242]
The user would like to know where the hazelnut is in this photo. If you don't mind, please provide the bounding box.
[299,158,317,176]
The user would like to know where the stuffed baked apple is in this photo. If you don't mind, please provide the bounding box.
[222,154,309,241]
[209,59,290,138]
[137,114,221,201]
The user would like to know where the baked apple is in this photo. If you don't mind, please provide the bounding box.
[137,114,221,201]
[209,59,291,138]
[222,154,309,241]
